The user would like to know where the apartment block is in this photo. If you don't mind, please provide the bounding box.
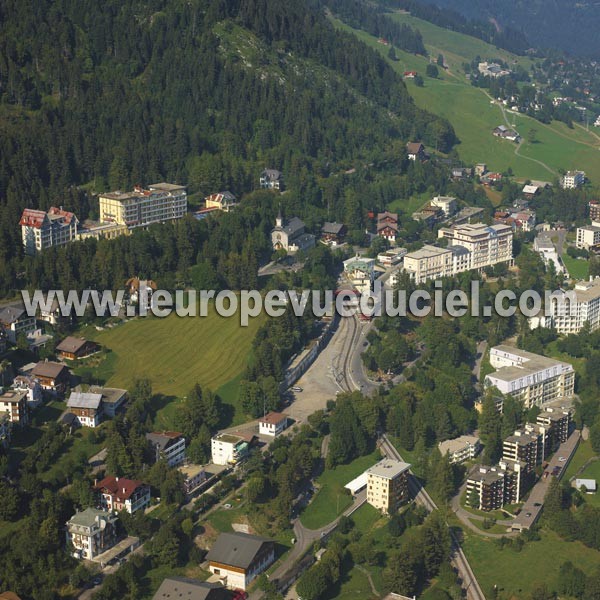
[20,207,79,255]
[438,435,481,464]
[66,508,118,560]
[366,458,411,514]
[536,408,571,447]
[484,346,575,408]
[589,201,600,221]
[146,431,186,467]
[561,170,585,189]
[0,390,29,426]
[532,279,600,334]
[466,459,527,511]
[502,429,541,473]
[99,183,187,229]
[211,432,251,466]
[576,222,600,249]
[94,476,151,514]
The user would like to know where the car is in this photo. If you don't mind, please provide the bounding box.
[558,456,566,462]
[223,503,232,509]
[534,502,542,507]
[291,386,303,392]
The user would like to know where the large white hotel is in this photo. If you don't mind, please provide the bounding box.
[530,278,600,335]
[99,183,187,229]
[402,223,513,284]
[484,345,575,409]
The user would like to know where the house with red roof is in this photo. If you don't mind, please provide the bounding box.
[94,476,151,514]
[258,412,289,437]
[20,206,79,255]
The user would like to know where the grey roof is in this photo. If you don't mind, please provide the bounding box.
[206,532,272,569]
[146,431,184,450]
[261,169,282,180]
[449,244,470,256]
[322,222,345,235]
[89,385,128,405]
[31,361,69,379]
[67,391,102,410]
[0,305,27,324]
[277,217,305,237]
[153,578,229,600]
[68,507,116,529]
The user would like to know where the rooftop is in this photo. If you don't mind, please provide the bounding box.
[94,476,146,501]
[206,532,272,569]
[0,390,28,404]
[56,336,92,354]
[88,385,128,405]
[67,391,103,410]
[438,435,480,455]
[152,578,228,600]
[31,361,69,380]
[67,507,117,529]
[260,411,288,426]
[366,458,411,480]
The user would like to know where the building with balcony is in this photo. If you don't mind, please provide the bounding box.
[94,476,151,514]
[260,169,284,190]
[484,346,575,408]
[343,255,376,294]
[211,432,251,466]
[20,207,79,255]
[66,391,103,428]
[66,508,118,560]
[438,435,481,464]
[366,458,411,514]
[0,390,29,426]
[0,305,37,344]
[146,431,186,467]
[576,223,600,249]
[561,170,585,189]
[98,183,187,229]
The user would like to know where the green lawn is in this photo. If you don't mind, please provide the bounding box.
[564,439,596,480]
[325,566,377,600]
[300,451,381,530]
[562,254,590,279]
[332,17,600,181]
[80,303,264,398]
[577,460,600,506]
[462,528,600,598]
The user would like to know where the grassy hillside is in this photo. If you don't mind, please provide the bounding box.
[333,15,600,181]
[80,303,264,399]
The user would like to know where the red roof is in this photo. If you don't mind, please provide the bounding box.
[260,411,288,425]
[47,206,76,224]
[19,209,47,228]
[94,476,146,502]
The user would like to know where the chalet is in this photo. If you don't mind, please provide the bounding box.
[481,172,502,186]
[406,142,426,161]
[260,169,284,191]
[492,125,521,143]
[403,71,417,79]
[258,412,289,437]
[153,578,230,600]
[56,336,99,360]
[94,476,151,514]
[522,184,540,198]
[66,391,103,427]
[207,532,275,590]
[31,361,70,394]
[0,390,29,426]
[146,431,186,467]
[377,211,399,243]
[204,191,238,213]
[89,385,128,418]
[321,222,347,245]
[0,305,36,344]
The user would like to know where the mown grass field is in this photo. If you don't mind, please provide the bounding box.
[462,528,600,598]
[562,254,591,279]
[333,15,600,181]
[81,303,264,399]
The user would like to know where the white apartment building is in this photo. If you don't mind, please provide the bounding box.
[366,458,411,514]
[561,170,585,189]
[430,195,457,217]
[66,508,118,560]
[146,431,186,467]
[99,183,187,229]
[438,223,513,271]
[211,432,250,466]
[403,223,513,284]
[484,345,575,408]
[20,207,79,255]
[438,435,481,464]
[576,222,600,249]
[530,278,600,334]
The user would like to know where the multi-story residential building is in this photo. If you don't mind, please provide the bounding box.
[20,207,79,255]
[502,430,541,473]
[271,213,315,253]
[211,432,251,466]
[207,532,275,590]
[484,345,575,408]
[536,408,571,447]
[88,386,128,418]
[438,223,513,270]
[12,374,43,409]
[366,458,411,514]
[94,476,151,514]
[430,196,457,217]
[576,222,600,249]
[438,435,481,464]
[146,431,186,467]
[31,361,70,394]
[561,170,586,189]
[466,466,506,511]
[0,305,37,344]
[531,278,600,334]
[260,169,284,190]
[258,412,288,437]
[178,464,207,495]
[343,255,376,294]
[98,183,187,229]
[66,391,103,427]
[499,458,528,505]
[589,201,600,222]
[204,191,238,212]
[66,508,118,560]
[0,390,29,426]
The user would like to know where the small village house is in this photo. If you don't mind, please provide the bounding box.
[406,142,426,161]
[321,222,347,245]
[56,336,99,360]
[31,361,70,394]
[260,169,284,190]
[258,412,289,437]
[12,374,43,409]
[66,391,103,427]
[204,191,238,212]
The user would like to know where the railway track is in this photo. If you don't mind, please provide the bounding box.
[379,435,486,600]
[332,313,359,392]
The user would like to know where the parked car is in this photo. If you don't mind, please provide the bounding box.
[223,503,232,509]
[558,456,566,462]
[291,386,303,392]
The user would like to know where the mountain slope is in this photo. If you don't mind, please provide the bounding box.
[430,0,600,57]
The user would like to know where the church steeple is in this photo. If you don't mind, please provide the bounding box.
[276,205,283,228]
